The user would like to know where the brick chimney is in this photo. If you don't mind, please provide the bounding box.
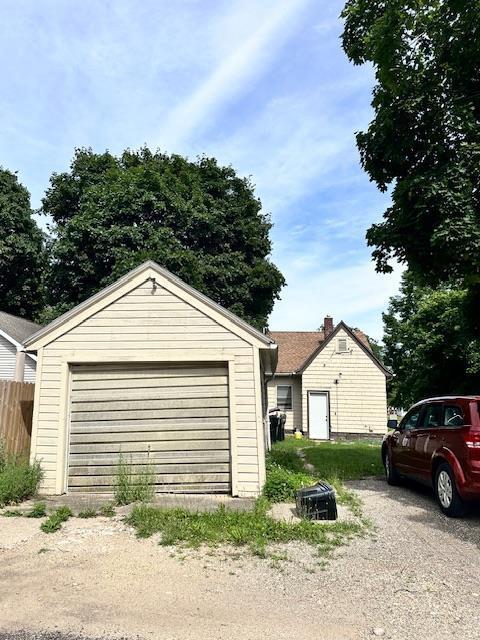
[324,315,333,337]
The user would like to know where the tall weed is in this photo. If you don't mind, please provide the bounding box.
[0,449,43,507]
[114,454,155,505]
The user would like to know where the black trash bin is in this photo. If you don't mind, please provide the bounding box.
[296,482,337,520]
[278,412,286,441]
[269,410,281,444]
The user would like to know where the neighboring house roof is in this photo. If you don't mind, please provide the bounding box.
[270,321,391,378]
[24,260,276,354]
[0,311,42,351]
[269,331,328,373]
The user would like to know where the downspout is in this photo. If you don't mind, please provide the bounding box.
[14,349,25,382]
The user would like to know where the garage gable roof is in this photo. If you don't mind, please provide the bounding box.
[24,261,276,350]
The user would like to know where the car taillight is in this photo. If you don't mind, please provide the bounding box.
[465,434,480,448]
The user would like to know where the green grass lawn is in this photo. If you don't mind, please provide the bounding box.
[302,440,384,481]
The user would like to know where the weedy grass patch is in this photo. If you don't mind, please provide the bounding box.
[1,501,47,518]
[40,506,72,533]
[77,507,97,518]
[27,502,47,518]
[126,498,363,557]
[263,442,315,502]
[262,465,314,502]
[99,503,115,517]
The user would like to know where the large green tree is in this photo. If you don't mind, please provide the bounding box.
[42,148,284,329]
[341,1,480,296]
[0,168,45,319]
[383,272,480,407]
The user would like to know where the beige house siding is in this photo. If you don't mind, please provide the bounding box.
[24,357,36,382]
[267,374,302,431]
[0,335,36,381]
[0,335,17,379]
[301,327,387,437]
[30,273,265,497]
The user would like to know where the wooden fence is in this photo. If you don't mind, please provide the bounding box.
[0,380,35,459]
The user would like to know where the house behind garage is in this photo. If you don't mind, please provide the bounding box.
[0,311,40,382]
[267,316,390,439]
[24,261,277,497]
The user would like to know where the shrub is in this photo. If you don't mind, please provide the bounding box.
[0,455,43,507]
[114,454,155,505]
[262,465,314,502]
[41,506,72,533]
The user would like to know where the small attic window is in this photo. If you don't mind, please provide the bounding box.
[338,337,348,353]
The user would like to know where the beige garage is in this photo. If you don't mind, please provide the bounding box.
[25,261,277,497]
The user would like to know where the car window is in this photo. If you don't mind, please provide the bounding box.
[402,407,422,431]
[444,405,464,427]
[422,404,443,428]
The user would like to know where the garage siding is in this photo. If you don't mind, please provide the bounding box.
[33,279,261,496]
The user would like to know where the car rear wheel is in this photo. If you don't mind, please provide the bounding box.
[384,450,400,485]
[434,462,466,517]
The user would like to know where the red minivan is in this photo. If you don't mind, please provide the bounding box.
[382,396,480,517]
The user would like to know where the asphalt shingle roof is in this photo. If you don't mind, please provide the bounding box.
[0,311,42,345]
[269,327,371,373]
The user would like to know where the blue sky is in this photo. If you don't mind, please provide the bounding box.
[1,0,401,338]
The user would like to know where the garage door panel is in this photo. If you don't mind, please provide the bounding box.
[71,407,229,422]
[69,450,231,466]
[68,472,230,487]
[68,363,231,493]
[69,482,230,494]
[72,365,227,380]
[71,396,229,412]
[70,439,229,455]
[71,376,229,392]
[69,463,230,476]
[70,419,229,434]
[70,429,229,444]
[71,384,228,402]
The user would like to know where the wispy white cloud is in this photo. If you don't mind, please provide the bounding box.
[156,0,311,150]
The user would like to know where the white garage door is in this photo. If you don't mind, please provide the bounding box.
[68,363,231,493]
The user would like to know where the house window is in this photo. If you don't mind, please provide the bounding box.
[277,385,292,411]
[338,337,348,352]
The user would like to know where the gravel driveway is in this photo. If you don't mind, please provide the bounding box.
[1,478,479,640]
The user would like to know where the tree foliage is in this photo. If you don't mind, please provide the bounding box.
[383,272,480,408]
[42,148,285,329]
[0,168,45,319]
[341,1,480,288]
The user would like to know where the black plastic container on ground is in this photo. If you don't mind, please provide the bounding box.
[296,482,338,520]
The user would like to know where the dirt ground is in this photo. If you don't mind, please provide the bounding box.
[1,478,480,640]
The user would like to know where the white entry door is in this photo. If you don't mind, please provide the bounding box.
[308,392,329,440]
